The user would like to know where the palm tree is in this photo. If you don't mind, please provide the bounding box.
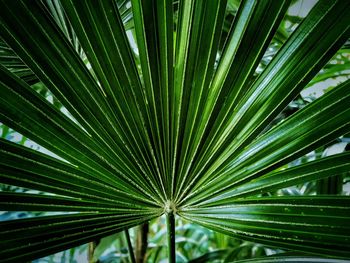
[0,0,349,262]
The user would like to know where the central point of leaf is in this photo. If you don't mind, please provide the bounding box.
[164,200,177,214]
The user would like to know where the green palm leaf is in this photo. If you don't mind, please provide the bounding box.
[233,256,350,263]
[0,0,349,262]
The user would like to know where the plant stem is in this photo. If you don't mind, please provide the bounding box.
[124,229,136,263]
[317,174,343,194]
[135,222,149,263]
[88,241,97,263]
[166,212,176,263]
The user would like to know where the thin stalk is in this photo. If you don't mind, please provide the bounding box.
[124,229,136,263]
[166,212,176,263]
[88,241,97,263]
[136,223,149,263]
[317,174,343,194]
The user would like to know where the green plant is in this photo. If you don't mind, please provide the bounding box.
[0,0,350,262]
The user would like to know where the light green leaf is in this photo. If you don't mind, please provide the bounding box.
[233,256,350,263]
[180,196,350,258]
[201,152,350,205]
[183,79,350,206]
[0,213,157,262]
[183,0,350,199]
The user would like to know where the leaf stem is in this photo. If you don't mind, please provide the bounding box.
[135,223,149,263]
[88,241,97,263]
[166,212,176,263]
[124,229,136,263]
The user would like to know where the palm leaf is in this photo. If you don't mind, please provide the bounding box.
[233,256,350,263]
[0,0,349,261]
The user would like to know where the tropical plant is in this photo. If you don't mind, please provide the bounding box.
[0,0,350,262]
